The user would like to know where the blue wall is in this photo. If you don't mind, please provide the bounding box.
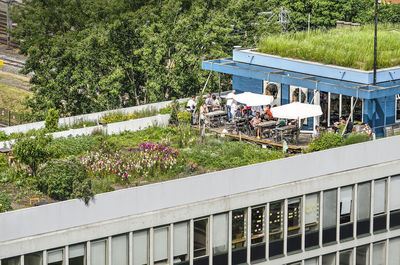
[233,76,263,94]
[364,96,397,137]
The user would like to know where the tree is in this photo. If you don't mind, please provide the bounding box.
[13,134,54,177]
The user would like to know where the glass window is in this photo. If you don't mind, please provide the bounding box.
[232,209,247,249]
[340,186,353,224]
[174,222,189,262]
[341,95,352,119]
[269,202,283,241]
[133,230,148,265]
[91,240,107,265]
[69,244,85,265]
[323,190,337,228]
[288,198,301,236]
[390,175,400,211]
[48,249,63,265]
[389,237,400,265]
[264,81,281,106]
[25,252,43,265]
[340,249,353,265]
[330,93,340,125]
[112,234,128,265]
[374,179,387,215]
[213,214,228,254]
[358,182,371,221]
[290,86,308,103]
[353,98,363,122]
[356,245,369,265]
[305,257,319,265]
[251,207,265,244]
[154,227,169,264]
[194,218,208,258]
[2,257,21,265]
[373,241,386,265]
[305,193,319,231]
[322,253,336,265]
[396,94,400,121]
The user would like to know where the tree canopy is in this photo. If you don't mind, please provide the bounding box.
[11,0,400,117]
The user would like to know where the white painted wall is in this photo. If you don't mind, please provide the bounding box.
[0,114,170,148]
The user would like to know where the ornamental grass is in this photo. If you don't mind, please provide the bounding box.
[258,24,400,70]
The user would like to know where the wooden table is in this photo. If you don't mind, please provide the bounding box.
[205,110,227,127]
[256,120,276,129]
[275,125,298,143]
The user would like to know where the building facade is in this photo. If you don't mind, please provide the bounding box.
[1,136,400,265]
[202,48,400,136]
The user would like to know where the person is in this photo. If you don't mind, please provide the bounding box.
[186,95,196,112]
[251,106,262,117]
[312,125,320,139]
[250,112,262,139]
[263,105,273,120]
[362,123,372,136]
[226,90,236,119]
[199,102,208,125]
[275,119,286,128]
[339,116,353,134]
[211,95,220,111]
[205,92,213,106]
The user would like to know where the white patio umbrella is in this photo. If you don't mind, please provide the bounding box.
[270,102,323,120]
[232,92,274,107]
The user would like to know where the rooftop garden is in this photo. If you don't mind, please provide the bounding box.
[258,24,400,70]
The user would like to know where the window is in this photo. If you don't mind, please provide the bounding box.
[305,258,319,265]
[322,253,336,265]
[357,182,371,236]
[389,237,400,265]
[269,201,284,257]
[340,186,353,240]
[341,95,352,119]
[1,257,21,265]
[251,207,265,261]
[374,179,387,232]
[112,234,128,265]
[194,218,208,258]
[353,98,363,122]
[356,245,369,265]
[213,214,228,254]
[390,175,400,228]
[174,222,189,263]
[287,198,302,253]
[232,209,247,249]
[373,241,386,265]
[48,249,64,265]
[323,189,337,244]
[340,249,353,265]
[396,94,400,121]
[154,227,169,264]
[69,244,85,265]
[133,230,148,265]
[25,252,43,265]
[305,193,319,248]
[290,86,308,103]
[264,81,281,106]
[330,93,340,124]
[91,239,107,265]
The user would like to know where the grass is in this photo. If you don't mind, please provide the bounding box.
[258,24,400,70]
[0,83,31,112]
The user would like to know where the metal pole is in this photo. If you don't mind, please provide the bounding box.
[373,0,378,85]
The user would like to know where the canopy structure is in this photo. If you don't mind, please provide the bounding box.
[232,92,274,107]
[271,102,323,120]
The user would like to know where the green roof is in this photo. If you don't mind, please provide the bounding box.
[258,24,400,71]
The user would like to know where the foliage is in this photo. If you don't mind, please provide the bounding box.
[13,134,54,176]
[0,131,9,141]
[0,154,9,172]
[37,159,93,203]
[159,105,172,115]
[259,24,400,70]
[49,135,105,158]
[45,108,60,132]
[183,139,284,170]
[177,111,192,124]
[0,190,11,213]
[343,133,371,145]
[307,133,344,152]
[169,99,180,125]
[100,108,158,124]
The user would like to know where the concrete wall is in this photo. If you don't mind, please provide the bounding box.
[0,99,184,135]
[0,114,170,148]
[1,135,400,254]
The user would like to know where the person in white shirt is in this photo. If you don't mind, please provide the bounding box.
[186,95,196,112]
[205,92,213,106]
[226,90,236,119]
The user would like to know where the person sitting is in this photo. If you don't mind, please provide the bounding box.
[288,119,298,126]
[211,95,220,111]
[186,95,196,112]
[312,125,320,139]
[250,112,262,139]
[339,116,353,134]
[205,92,213,105]
[234,105,242,119]
[275,119,286,128]
[263,105,273,120]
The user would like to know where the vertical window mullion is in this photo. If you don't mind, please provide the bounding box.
[265,203,269,260]
[387,177,391,230]
[328,92,331,126]
[86,242,90,265]
[339,94,342,118]
[284,199,288,256]
[301,195,306,252]
[247,207,251,264]
[150,228,154,265]
[170,224,174,265]
[209,216,213,265]
[228,212,232,265]
[65,246,69,265]
[129,232,133,265]
[337,188,341,243]
[371,180,375,234]
[319,191,324,247]
[353,184,358,239]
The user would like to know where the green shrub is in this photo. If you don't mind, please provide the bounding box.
[13,134,54,176]
[0,191,11,212]
[343,133,371,146]
[45,108,60,132]
[0,154,9,171]
[50,135,104,158]
[37,159,93,203]
[0,131,9,141]
[307,133,344,152]
[177,111,191,124]
[170,99,179,125]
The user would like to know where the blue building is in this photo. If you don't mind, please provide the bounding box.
[202,48,400,136]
